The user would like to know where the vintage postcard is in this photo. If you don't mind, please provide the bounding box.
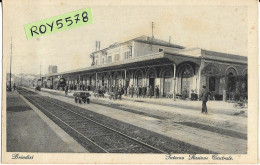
[1,0,258,164]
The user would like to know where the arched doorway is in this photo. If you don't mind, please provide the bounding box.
[163,70,172,96]
[241,69,248,95]
[135,70,143,86]
[181,68,192,96]
[148,71,156,90]
[227,72,236,93]
[146,68,157,96]
[201,64,222,93]
[178,64,194,97]
[242,74,248,94]
[226,67,238,93]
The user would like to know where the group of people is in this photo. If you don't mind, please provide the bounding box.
[64,83,161,99]
[64,82,210,114]
[6,82,16,91]
[67,84,96,91]
[107,85,160,99]
[128,85,160,98]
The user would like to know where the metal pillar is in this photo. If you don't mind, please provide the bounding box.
[172,63,176,100]
[124,70,127,86]
[197,59,205,96]
[96,73,98,87]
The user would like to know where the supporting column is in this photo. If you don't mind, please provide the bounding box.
[124,70,127,86]
[106,73,109,88]
[172,63,176,100]
[197,59,205,96]
[96,73,98,87]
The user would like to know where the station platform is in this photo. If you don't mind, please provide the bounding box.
[26,86,247,154]
[6,90,86,152]
[38,87,247,118]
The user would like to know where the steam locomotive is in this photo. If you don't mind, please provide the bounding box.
[45,77,67,90]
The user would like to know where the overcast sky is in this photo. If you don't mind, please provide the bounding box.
[4,0,248,75]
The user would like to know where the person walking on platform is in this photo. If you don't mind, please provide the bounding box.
[155,85,159,98]
[127,86,131,96]
[135,86,139,98]
[65,85,69,96]
[142,86,147,98]
[130,85,134,98]
[138,86,142,98]
[13,83,16,91]
[146,86,150,98]
[199,85,210,114]
[124,85,127,96]
[148,85,153,98]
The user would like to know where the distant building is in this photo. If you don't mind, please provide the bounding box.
[48,65,58,74]
[41,35,247,100]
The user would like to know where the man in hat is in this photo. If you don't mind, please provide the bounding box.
[200,85,210,113]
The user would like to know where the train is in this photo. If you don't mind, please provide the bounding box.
[37,79,42,86]
[44,77,66,90]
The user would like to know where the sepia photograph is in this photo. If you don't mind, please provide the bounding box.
[2,0,258,164]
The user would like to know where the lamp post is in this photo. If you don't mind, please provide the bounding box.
[9,37,12,91]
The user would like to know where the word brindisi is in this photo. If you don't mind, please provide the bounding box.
[24,8,93,39]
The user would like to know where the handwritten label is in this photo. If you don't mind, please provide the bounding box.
[12,153,34,159]
[165,154,233,161]
[24,8,93,39]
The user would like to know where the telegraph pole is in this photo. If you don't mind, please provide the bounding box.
[9,37,12,91]
[152,22,155,38]
[40,63,41,78]
[20,66,22,86]
[40,63,42,86]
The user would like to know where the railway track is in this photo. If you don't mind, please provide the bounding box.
[17,88,165,153]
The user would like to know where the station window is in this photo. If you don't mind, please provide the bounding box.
[124,51,132,59]
[107,56,112,63]
[114,54,120,61]
[159,48,164,52]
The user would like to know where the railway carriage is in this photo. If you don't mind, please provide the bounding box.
[47,79,53,89]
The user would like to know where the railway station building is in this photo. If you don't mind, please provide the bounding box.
[41,35,248,101]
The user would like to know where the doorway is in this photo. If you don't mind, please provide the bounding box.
[149,78,155,96]
[163,71,172,96]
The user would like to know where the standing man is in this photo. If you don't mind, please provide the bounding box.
[148,85,153,98]
[65,85,69,96]
[130,85,134,98]
[200,85,209,113]
[139,86,142,98]
[155,85,159,98]
[13,83,16,91]
[142,86,146,98]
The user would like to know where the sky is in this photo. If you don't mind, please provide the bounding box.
[4,0,248,75]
